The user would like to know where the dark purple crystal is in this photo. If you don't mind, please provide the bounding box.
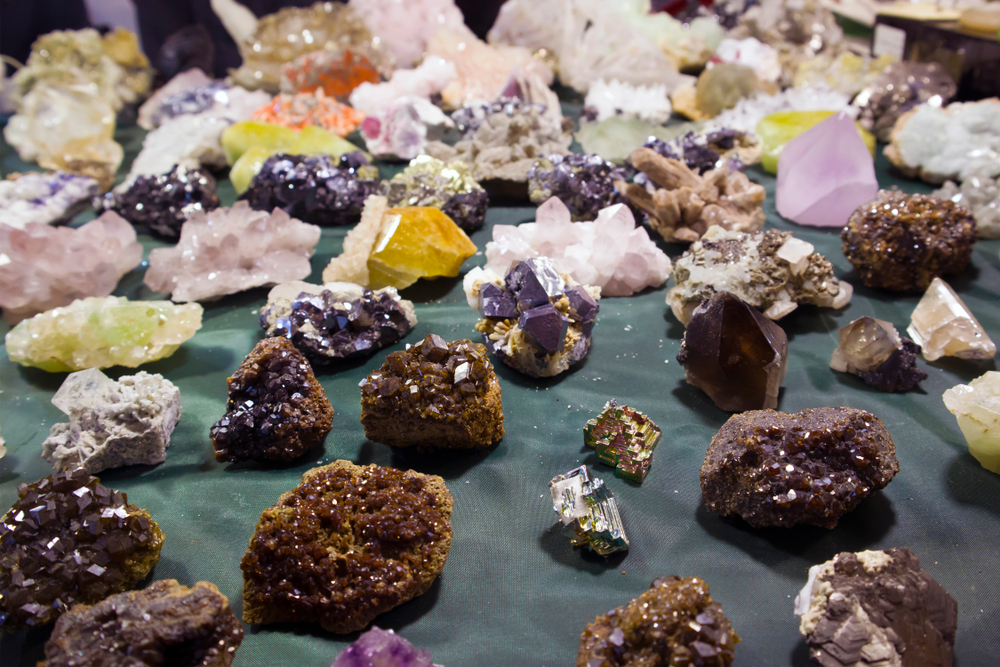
[519,303,569,353]
[642,129,748,174]
[857,338,928,393]
[95,165,219,239]
[505,258,566,311]
[527,153,628,221]
[440,189,489,232]
[565,285,598,334]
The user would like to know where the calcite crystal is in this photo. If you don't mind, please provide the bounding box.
[830,317,927,393]
[0,469,165,632]
[619,148,766,243]
[667,226,853,325]
[678,291,789,412]
[0,172,98,229]
[331,627,436,667]
[348,56,456,116]
[935,170,1000,239]
[584,400,662,483]
[758,109,876,175]
[241,460,453,632]
[577,576,738,666]
[582,79,673,125]
[349,0,465,67]
[943,371,1000,473]
[144,202,321,302]
[701,407,899,529]
[5,296,203,373]
[96,166,220,239]
[42,369,181,474]
[483,197,671,297]
[908,278,996,361]
[41,580,243,667]
[855,61,957,142]
[250,90,364,136]
[795,549,957,667]
[359,334,504,450]
[359,96,453,161]
[549,465,628,556]
[0,214,142,324]
[527,153,626,222]
[641,129,762,174]
[279,47,382,100]
[383,156,488,232]
[842,191,977,293]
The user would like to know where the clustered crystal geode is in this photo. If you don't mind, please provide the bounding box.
[383,156,489,232]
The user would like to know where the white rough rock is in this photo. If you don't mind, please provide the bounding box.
[127,113,233,181]
[0,172,99,229]
[713,37,782,83]
[348,57,456,116]
[707,86,854,133]
[583,80,672,125]
[137,68,213,130]
[935,169,1000,239]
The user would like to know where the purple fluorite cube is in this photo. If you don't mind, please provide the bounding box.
[330,627,436,667]
[564,285,598,334]
[519,303,569,353]
[479,282,517,319]
[504,258,565,311]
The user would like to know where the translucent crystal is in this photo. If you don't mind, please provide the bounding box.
[549,465,628,555]
[943,372,1000,473]
[574,116,673,165]
[908,278,996,361]
[830,317,927,392]
[584,400,662,483]
[935,170,1000,239]
[758,110,875,174]
[715,37,781,82]
[707,86,853,134]
[331,626,437,667]
[0,171,98,229]
[348,0,466,67]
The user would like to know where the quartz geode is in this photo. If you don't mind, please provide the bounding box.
[830,316,927,393]
[855,62,957,143]
[41,580,244,667]
[527,153,627,222]
[383,156,488,232]
[211,338,334,464]
[700,407,899,529]
[795,549,957,667]
[96,165,220,239]
[577,576,739,666]
[0,469,165,632]
[241,460,452,633]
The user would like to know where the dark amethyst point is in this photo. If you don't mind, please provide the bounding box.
[519,304,569,353]
[504,258,565,311]
[479,282,517,319]
[564,285,598,334]
[857,338,928,393]
[96,165,219,239]
[527,153,628,221]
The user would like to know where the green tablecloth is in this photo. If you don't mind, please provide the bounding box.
[2,120,999,667]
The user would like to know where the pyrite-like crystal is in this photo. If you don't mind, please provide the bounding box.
[96,165,220,239]
[211,338,334,464]
[5,296,203,373]
[383,156,488,232]
[908,277,996,361]
[0,469,165,632]
[331,626,436,667]
[584,400,662,483]
[701,407,899,529]
[943,371,1000,474]
[0,171,98,229]
[527,153,626,222]
[830,316,927,392]
[549,465,628,556]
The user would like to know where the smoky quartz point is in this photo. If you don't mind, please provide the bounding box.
[830,316,927,392]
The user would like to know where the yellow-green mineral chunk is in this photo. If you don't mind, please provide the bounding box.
[367,207,478,290]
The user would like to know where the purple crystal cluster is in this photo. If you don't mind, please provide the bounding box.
[452,98,548,138]
[527,153,627,221]
[96,165,219,239]
[331,627,437,667]
[642,130,749,174]
[150,81,230,127]
[241,153,380,226]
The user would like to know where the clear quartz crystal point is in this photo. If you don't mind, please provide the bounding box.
[907,277,996,361]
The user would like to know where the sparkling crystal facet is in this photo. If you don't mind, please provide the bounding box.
[549,465,628,556]
[584,400,662,483]
[908,277,996,361]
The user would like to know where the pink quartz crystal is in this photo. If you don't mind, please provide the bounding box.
[776,112,879,228]
[0,212,142,324]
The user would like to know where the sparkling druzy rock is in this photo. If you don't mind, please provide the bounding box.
[831,317,927,393]
[42,369,181,474]
[855,62,957,142]
[0,171,98,229]
[842,191,978,293]
[96,165,220,239]
[708,86,854,135]
[935,169,1000,239]
[677,291,789,412]
[701,407,899,529]
[5,296,203,372]
[383,156,488,233]
[241,460,452,633]
[527,153,627,222]
[549,465,629,556]
[211,338,334,464]
[261,281,416,363]
[584,400,662,483]
[331,626,436,667]
[577,576,738,667]
[41,580,242,667]
[795,549,957,667]
[908,278,996,361]
[360,334,504,450]
[641,128,763,174]
[943,371,1000,473]
[0,469,165,633]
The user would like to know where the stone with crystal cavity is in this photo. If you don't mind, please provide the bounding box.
[943,371,1000,474]
[758,110,875,175]
[549,465,628,555]
[908,278,996,361]
[582,80,672,124]
[935,169,1000,239]
[331,626,438,667]
[584,399,662,483]
[0,172,98,229]
[830,316,927,392]
[349,56,456,116]
[360,97,453,161]
[383,156,488,232]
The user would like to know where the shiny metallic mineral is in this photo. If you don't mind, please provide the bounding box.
[908,278,996,361]
[96,165,220,239]
[383,156,488,232]
[830,316,927,393]
[527,153,627,222]
[549,465,628,556]
[584,400,662,483]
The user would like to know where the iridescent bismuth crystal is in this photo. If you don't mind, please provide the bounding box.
[584,400,662,483]
[549,465,628,556]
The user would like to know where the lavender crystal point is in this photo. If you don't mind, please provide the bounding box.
[331,627,437,667]
[97,165,220,239]
[527,153,627,221]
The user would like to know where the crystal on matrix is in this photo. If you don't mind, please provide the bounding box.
[0,469,165,632]
[908,277,996,361]
[830,317,927,393]
[137,68,212,128]
[279,47,382,100]
[211,338,333,464]
[582,79,673,125]
[331,627,437,667]
[935,169,1000,239]
[126,113,232,181]
[96,165,220,239]
[584,400,662,483]
[575,116,674,165]
[855,61,957,142]
[348,0,466,67]
[383,156,488,232]
[527,153,626,222]
[348,56,456,116]
[707,85,853,134]
[250,90,364,136]
[549,465,628,556]
[0,172,98,229]
[360,96,453,161]
[758,109,875,175]
[641,128,762,174]
[701,407,899,528]
[943,371,1000,474]
[5,296,203,373]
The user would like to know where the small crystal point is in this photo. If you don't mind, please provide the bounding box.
[830,316,927,392]
[908,278,996,361]
[944,371,1000,473]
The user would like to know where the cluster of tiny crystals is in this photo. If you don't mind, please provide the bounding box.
[584,400,662,483]
[97,165,220,239]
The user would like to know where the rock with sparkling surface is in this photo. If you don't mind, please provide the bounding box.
[5,296,203,372]
[527,153,627,222]
[331,627,437,667]
[383,156,488,232]
[348,57,456,116]
[584,400,662,483]
[908,278,996,362]
[935,170,1000,239]
[758,110,875,175]
[944,371,1000,474]
[707,86,853,134]
[549,465,628,556]
[96,165,220,239]
[360,97,453,161]
[855,61,957,142]
[279,47,383,100]
[582,79,673,125]
[641,128,762,174]
[250,90,364,136]
[0,172,99,229]
[348,0,465,67]
[831,317,927,393]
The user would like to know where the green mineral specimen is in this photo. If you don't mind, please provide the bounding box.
[549,465,629,556]
[756,111,876,174]
[584,399,662,483]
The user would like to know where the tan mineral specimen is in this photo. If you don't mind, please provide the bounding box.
[908,277,996,361]
[943,371,1000,474]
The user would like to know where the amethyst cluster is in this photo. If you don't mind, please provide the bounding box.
[241,152,380,226]
[642,130,750,174]
[452,97,548,138]
[527,153,627,221]
[331,627,437,667]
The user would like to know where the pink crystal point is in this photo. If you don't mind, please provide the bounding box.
[776,112,878,228]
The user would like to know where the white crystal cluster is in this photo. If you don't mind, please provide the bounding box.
[943,371,1000,474]
[0,172,99,229]
[908,278,996,361]
[348,57,456,116]
[714,38,782,83]
[707,86,854,133]
[935,170,1000,239]
[583,80,672,125]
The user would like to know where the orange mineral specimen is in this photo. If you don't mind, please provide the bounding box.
[250,90,364,136]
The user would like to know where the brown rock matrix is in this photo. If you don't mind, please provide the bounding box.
[40,580,244,667]
[701,407,899,529]
[577,576,739,667]
[360,334,504,450]
[241,460,453,633]
[842,190,977,292]
[0,469,165,633]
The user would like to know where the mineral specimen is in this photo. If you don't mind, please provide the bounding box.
[582,79,673,125]
[348,0,466,67]
[527,153,626,222]
[714,37,782,82]
[908,278,996,361]
[943,371,1000,473]
[96,165,220,239]
[549,465,628,556]
[775,113,879,228]
[383,156,488,232]
[42,369,181,474]
[331,627,436,667]
[279,47,382,100]
[677,291,789,412]
[260,281,416,363]
[483,197,671,297]
[842,191,978,293]
[144,202,321,302]
[5,296,203,373]
[667,225,853,325]
[40,579,243,667]
[855,61,957,143]
[138,76,270,130]
[0,213,142,324]
[577,576,738,666]
[250,90,364,136]
[793,52,896,99]
[640,128,762,174]
[100,27,153,101]
[348,56,456,116]
[322,196,477,290]
[359,334,504,450]
[617,148,766,243]
[465,258,601,377]
[359,96,453,161]
[830,317,927,393]
[622,1,725,71]
[701,407,898,528]
[0,469,165,632]
[126,113,232,181]
[0,427,5,460]
[211,337,333,464]
[575,116,674,165]
[758,110,875,175]
[795,549,957,667]
[707,86,853,134]
[0,171,98,229]
[673,63,768,121]
[241,460,453,632]
[935,169,1000,239]
[584,400,661,483]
